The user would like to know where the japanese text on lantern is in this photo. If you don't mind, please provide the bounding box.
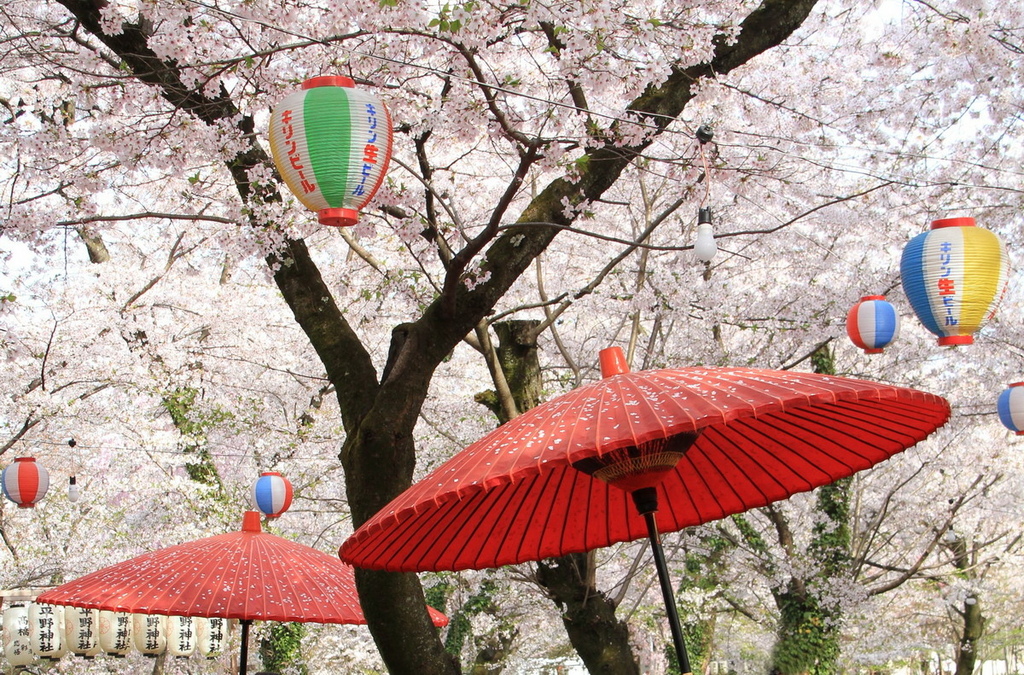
[936,241,958,326]
[115,615,131,648]
[75,613,94,649]
[210,617,224,642]
[143,616,161,650]
[279,110,317,194]
[34,615,54,653]
[352,103,380,197]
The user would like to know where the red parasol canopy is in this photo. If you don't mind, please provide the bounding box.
[38,511,447,672]
[341,356,950,572]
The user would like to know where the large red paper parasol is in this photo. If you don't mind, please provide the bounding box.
[341,347,950,672]
[38,511,447,673]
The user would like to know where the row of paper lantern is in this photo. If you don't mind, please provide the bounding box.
[1,603,227,665]
[3,461,294,518]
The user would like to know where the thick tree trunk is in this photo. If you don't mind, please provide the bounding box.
[949,533,984,675]
[955,596,983,675]
[537,553,642,675]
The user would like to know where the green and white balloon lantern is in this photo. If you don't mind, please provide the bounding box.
[268,76,393,227]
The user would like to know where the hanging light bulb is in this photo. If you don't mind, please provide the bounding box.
[694,207,718,262]
[68,475,80,503]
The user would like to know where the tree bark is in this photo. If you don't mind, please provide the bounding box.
[537,553,642,675]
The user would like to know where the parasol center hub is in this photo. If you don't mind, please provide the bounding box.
[631,486,659,515]
[571,432,701,492]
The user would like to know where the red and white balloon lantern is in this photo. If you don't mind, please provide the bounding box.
[2,457,49,508]
[847,295,900,354]
[251,471,294,518]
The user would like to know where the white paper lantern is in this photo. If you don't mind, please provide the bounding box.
[98,610,133,657]
[63,605,102,658]
[132,614,167,656]
[167,615,196,657]
[28,603,65,659]
[196,616,227,658]
[2,604,34,666]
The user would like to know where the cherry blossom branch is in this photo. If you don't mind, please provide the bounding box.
[0,414,41,458]
[56,212,236,227]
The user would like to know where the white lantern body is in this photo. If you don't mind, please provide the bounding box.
[3,604,34,666]
[98,610,133,656]
[167,615,196,657]
[196,616,227,658]
[132,614,167,656]
[63,605,102,657]
[28,603,65,659]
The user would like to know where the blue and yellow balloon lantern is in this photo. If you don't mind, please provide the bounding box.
[268,76,393,227]
[899,217,1008,346]
[998,382,1024,435]
[847,295,899,354]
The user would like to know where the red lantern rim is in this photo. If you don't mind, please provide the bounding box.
[931,217,976,229]
[937,335,974,346]
[302,75,355,89]
[318,208,359,227]
[1008,382,1024,388]
[859,295,886,302]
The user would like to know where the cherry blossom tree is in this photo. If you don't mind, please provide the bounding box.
[2,0,1022,672]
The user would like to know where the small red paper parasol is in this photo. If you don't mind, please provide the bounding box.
[341,347,950,672]
[38,511,447,673]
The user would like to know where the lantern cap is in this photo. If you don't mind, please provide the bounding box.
[302,75,355,89]
[1007,382,1024,388]
[859,295,886,302]
[318,207,359,227]
[14,456,36,462]
[600,347,630,378]
[931,217,976,229]
[260,471,284,477]
[937,335,974,346]
[242,511,263,533]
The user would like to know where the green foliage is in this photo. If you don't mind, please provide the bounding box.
[428,2,477,33]
[260,622,309,675]
[160,386,232,489]
[442,579,507,658]
[771,592,840,675]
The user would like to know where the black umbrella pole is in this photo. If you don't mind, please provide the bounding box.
[634,488,692,675]
[239,619,252,675]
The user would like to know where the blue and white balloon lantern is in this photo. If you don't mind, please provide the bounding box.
[997,382,1024,435]
[847,295,900,354]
